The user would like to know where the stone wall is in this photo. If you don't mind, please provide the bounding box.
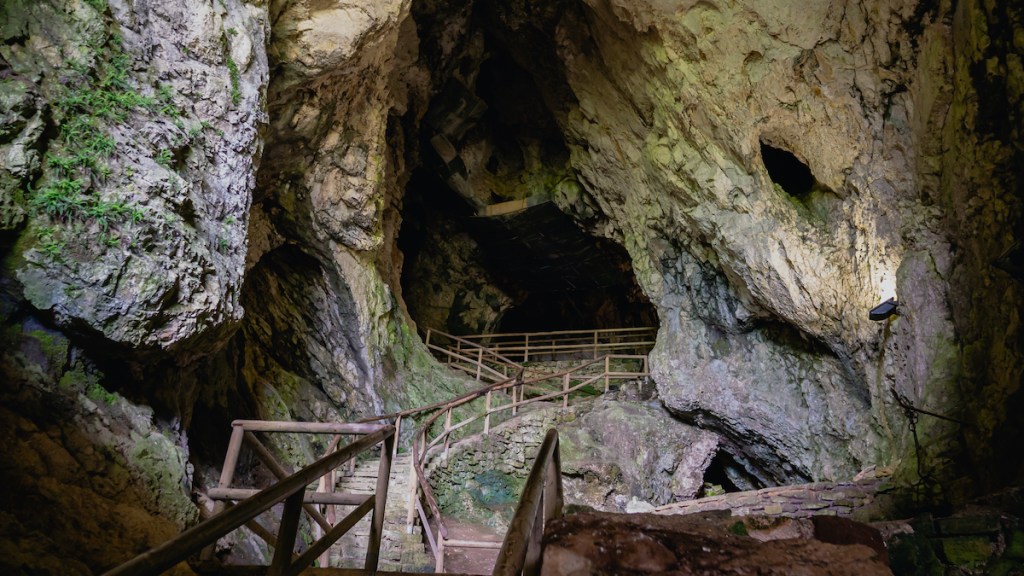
[427,405,570,528]
[427,397,723,527]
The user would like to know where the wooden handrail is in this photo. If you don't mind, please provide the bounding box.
[406,353,648,571]
[104,423,394,576]
[492,429,563,576]
[427,326,656,363]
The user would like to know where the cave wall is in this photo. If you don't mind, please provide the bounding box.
[543,0,1021,494]
[0,0,267,571]
[401,0,1021,495]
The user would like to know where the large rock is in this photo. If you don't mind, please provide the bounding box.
[559,398,721,510]
[4,0,268,353]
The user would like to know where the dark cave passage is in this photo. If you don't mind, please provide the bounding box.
[398,167,657,335]
[760,141,815,199]
[397,24,656,337]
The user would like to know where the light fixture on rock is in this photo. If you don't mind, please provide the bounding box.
[869,297,899,321]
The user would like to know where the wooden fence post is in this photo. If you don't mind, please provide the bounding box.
[476,347,483,381]
[604,355,610,393]
[484,391,492,435]
[365,432,395,573]
[444,408,452,459]
[562,373,570,408]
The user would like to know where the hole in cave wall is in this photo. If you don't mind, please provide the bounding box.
[701,450,765,495]
[398,167,657,335]
[760,141,815,199]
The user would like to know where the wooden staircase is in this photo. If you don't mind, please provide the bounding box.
[329,454,434,572]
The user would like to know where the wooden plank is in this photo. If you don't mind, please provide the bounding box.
[493,429,561,576]
[207,488,370,506]
[443,539,504,549]
[287,496,374,575]
[267,491,304,576]
[233,421,383,434]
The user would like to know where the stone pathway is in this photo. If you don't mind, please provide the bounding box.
[328,453,434,572]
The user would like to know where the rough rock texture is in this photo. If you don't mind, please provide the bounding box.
[0,321,196,575]
[3,0,266,352]
[559,399,722,510]
[429,398,722,528]
[540,510,892,575]
[1,0,267,571]
[398,0,1022,496]
[245,0,470,422]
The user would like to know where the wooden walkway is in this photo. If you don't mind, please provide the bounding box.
[329,454,433,572]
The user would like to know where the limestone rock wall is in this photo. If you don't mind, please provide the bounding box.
[461,0,1021,494]
[1,0,269,571]
[549,0,951,483]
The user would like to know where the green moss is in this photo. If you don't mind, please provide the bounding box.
[226,56,241,106]
[940,536,993,567]
[26,328,69,370]
[1005,530,1024,560]
[127,433,197,525]
[728,521,748,536]
[86,382,119,405]
[889,533,944,576]
[58,367,93,392]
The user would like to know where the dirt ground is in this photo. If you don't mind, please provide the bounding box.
[442,521,504,575]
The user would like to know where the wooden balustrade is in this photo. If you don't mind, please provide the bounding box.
[429,326,657,363]
[103,422,395,576]
[403,353,648,572]
[493,429,564,576]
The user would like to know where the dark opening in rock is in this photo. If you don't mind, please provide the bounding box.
[398,169,657,335]
[702,450,764,495]
[760,141,815,199]
[397,41,657,336]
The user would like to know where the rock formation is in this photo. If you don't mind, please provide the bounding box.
[0,0,1020,571]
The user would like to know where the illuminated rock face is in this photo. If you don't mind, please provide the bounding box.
[403,0,1018,490]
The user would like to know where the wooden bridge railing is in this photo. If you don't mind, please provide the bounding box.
[402,352,648,572]
[492,429,563,576]
[428,326,657,363]
[103,421,395,576]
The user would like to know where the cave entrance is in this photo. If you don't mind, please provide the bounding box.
[398,168,657,336]
[397,40,656,337]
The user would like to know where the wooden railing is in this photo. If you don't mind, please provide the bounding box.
[492,429,563,576]
[103,421,395,576]
[400,351,649,572]
[428,326,657,363]
[423,328,528,383]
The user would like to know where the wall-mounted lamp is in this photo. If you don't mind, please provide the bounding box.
[869,297,899,321]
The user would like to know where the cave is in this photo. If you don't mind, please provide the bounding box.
[1,0,1022,573]
[397,39,657,336]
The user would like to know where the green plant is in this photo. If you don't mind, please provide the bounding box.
[225,56,241,105]
[84,0,106,12]
[31,27,183,250]
[155,148,172,167]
